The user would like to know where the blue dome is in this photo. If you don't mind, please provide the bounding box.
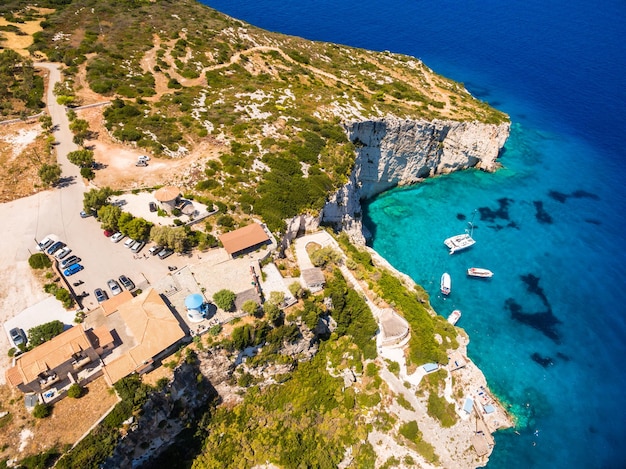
[185,293,204,310]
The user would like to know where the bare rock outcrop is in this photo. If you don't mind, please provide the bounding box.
[322,117,510,243]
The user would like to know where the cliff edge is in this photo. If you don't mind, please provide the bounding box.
[322,117,510,243]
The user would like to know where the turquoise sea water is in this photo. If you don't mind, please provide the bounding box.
[203,1,626,467]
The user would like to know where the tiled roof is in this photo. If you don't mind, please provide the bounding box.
[5,326,93,386]
[102,289,185,383]
[219,223,269,256]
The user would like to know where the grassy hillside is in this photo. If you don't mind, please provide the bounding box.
[2,0,507,231]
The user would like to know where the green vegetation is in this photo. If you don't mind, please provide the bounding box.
[194,340,375,468]
[325,269,378,359]
[212,289,236,311]
[309,245,342,268]
[67,383,83,399]
[32,403,52,419]
[38,163,61,187]
[43,283,75,309]
[0,49,44,118]
[57,375,153,468]
[28,253,51,269]
[27,320,64,347]
[15,447,61,469]
[398,420,438,464]
[83,187,113,213]
[16,0,507,236]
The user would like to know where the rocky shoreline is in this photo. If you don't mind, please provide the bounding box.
[322,117,510,244]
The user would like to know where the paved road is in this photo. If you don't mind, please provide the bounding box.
[27,64,188,309]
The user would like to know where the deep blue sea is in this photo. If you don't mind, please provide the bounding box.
[203,1,626,467]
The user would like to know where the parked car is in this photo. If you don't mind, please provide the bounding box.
[124,238,135,249]
[158,248,174,259]
[37,236,54,251]
[148,245,163,256]
[55,246,72,259]
[111,232,125,243]
[138,155,150,163]
[63,263,84,276]
[149,202,157,212]
[47,241,65,255]
[107,279,122,296]
[118,275,135,291]
[9,327,26,348]
[131,241,146,253]
[94,288,109,303]
[80,210,93,218]
[103,229,114,237]
[135,161,148,167]
[61,255,81,268]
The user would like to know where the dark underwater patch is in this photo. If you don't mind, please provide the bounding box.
[584,218,602,226]
[457,213,467,221]
[533,201,553,224]
[548,190,568,203]
[505,274,561,343]
[572,189,600,200]
[556,352,570,361]
[479,197,514,223]
[548,189,600,203]
[531,353,554,368]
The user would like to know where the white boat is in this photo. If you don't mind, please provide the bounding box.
[447,309,461,325]
[444,233,475,254]
[467,267,494,278]
[444,211,476,254]
[441,272,451,295]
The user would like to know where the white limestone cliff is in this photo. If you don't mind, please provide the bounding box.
[322,117,510,243]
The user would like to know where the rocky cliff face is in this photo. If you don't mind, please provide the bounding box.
[322,117,510,243]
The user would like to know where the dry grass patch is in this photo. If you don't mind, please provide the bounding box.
[0,121,53,203]
[0,376,118,462]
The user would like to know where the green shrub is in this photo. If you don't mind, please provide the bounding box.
[67,384,83,399]
[33,403,52,419]
[213,289,236,311]
[28,253,51,269]
[28,320,64,347]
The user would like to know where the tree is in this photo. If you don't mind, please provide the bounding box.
[39,114,53,132]
[83,187,112,213]
[268,290,285,306]
[28,320,64,347]
[118,211,135,234]
[242,300,260,317]
[263,301,282,326]
[67,149,94,168]
[80,167,95,180]
[213,289,236,311]
[98,205,122,231]
[38,163,61,186]
[289,282,304,299]
[33,403,52,419]
[125,217,153,241]
[67,383,83,399]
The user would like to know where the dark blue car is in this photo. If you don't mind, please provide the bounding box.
[47,241,65,255]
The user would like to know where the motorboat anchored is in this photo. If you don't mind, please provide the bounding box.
[467,267,494,278]
[444,211,476,254]
[447,309,461,325]
[441,272,451,295]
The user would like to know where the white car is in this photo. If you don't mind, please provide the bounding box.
[124,238,135,248]
[37,236,54,251]
[111,232,125,243]
[137,155,150,163]
[55,246,72,259]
